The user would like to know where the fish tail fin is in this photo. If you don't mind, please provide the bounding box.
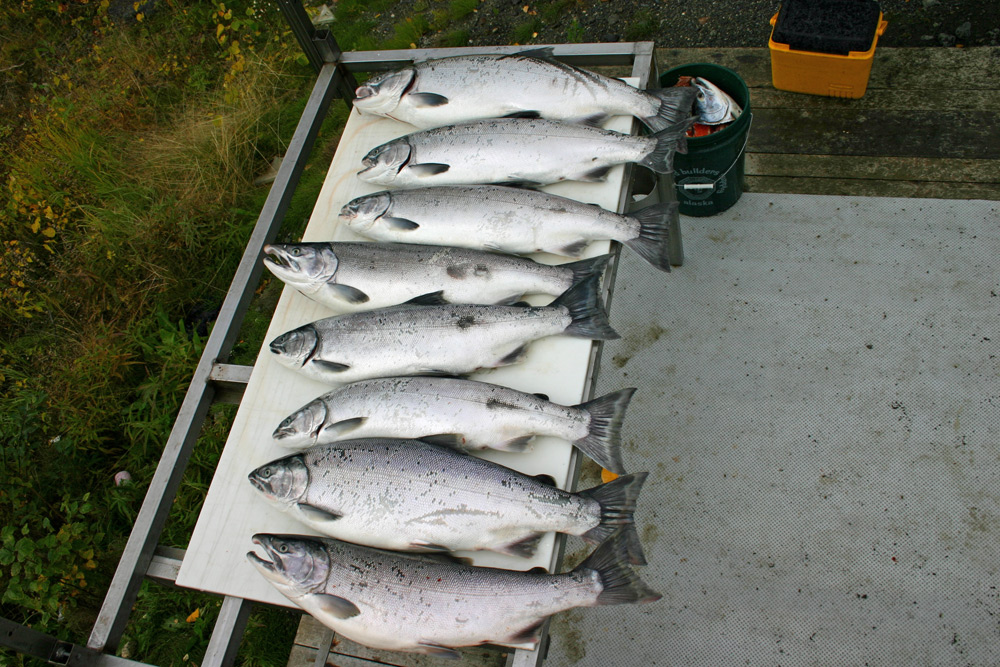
[574,528,662,606]
[639,118,696,174]
[572,388,636,475]
[624,202,679,272]
[562,253,611,286]
[551,275,619,340]
[578,472,648,565]
[642,86,698,132]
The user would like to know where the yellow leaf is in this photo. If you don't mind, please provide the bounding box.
[186,609,200,623]
[42,227,56,238]
[44,205,54,219]
[136,12,143,21]
[216,23,225,38]
[30,220,40,234]
[224,9,232,19]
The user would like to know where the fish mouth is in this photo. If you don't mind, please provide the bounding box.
[262,245,291,269]
[355,85,376,100]
[248,472,267,493]
[247,535,276,572]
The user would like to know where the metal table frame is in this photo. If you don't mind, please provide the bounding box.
[0,3,678,665]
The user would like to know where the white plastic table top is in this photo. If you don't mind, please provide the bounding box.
[177,90,639,607]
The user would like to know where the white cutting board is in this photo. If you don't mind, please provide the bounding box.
[178,89,637,607]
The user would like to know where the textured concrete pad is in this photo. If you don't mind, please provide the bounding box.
[547,194,1000,666]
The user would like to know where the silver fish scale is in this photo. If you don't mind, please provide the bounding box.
[394,54,657,126]
[303,302,568,382]
[296,439,601,553]
[393,119,652,187]
[366,186,637,254]
[318,376,589,447]
[314,538,601,651]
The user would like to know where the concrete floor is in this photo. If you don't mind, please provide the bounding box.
[546,193,1000,666]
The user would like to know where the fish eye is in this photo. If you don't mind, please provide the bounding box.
[291,248,301,256]
[279,544,289,553]
[261,467,272,479]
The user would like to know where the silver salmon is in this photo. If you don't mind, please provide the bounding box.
[353,48,697,132]
[341,185,679,271]
[268,275,617,385]
[272,376,635,474]
[248,531,660,658]
[262,241,610,312]
[357,117,693,189]
[247,437,648,562]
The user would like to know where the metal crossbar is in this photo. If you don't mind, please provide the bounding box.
[0,3,676,664]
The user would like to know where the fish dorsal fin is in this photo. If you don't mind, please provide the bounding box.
[314,593,360,619]
[296,503,342,524]
[418,643,462,660]
[513,46,556,60]
[408,92,448,107]
[404,291,448,306]
[329,284,370,304]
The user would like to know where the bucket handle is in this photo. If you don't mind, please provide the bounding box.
[676,112,753,193]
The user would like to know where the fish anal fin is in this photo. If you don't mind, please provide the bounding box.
[383,216,419,231]
[330,284,370,304]
[310,359,350,373]
[496,532,544,558]
[408,163,450,177]
[507,619,545,645]
[296,503,342,524]
[314,593,360,619]
[409,540,452,553]
[495,344,529,367]
[502,110,542,119]
[571,112,611,128]
[418,643,462,660]
[575,165,612,182]
[559,239,589,257]
[498,435,533,453]
[408,92,448,107]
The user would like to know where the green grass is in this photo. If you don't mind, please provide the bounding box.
[625,9,660,41]
[512,18,542,45]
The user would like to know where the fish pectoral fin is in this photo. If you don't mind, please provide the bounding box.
[383,216,419,231]
[321,417,366,438]
[408,92,449,107]
[329,284,370,304]
[309,360,350,373]
[404,290,449,306]
[496,532,545,558]
[296,503,342,524]
[417,643,462,660]
[419,433,467,449]
[408,163,450,177]
[314,593,360,619]
[498,435,533,453]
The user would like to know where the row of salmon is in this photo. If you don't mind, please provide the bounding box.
[245,49,695,658]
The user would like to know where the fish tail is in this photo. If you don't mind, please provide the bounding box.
[641,86,698,132]
[562,253,612,286]
[639,118,696,174]
[572,388,636,475]
[624,202,679,272]
[551,275,619,340]
[575,528,662,606]
[579,472,648,565]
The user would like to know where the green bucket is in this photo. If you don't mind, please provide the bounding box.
[660,63,752,217]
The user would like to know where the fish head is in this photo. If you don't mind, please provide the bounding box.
[353,68,415,116]
[263,244,339,289]
[269,325,319,369]
[357,141,411,185]
[691,77,741,125]
[248,455,309,505]
[248,534,329,595]
[273,400,327,447]
[339,192,391,232]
